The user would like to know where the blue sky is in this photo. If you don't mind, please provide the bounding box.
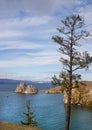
[0,0,92,81]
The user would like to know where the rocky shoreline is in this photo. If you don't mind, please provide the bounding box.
[45,82,92,108]
[45,86,63,94]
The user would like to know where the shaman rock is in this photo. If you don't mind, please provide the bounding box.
[15,83,38,94]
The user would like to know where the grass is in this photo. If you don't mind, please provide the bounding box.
[0,122,41,130]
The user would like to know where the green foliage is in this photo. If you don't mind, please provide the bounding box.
[21,100,37,127]
[52,14,92,92]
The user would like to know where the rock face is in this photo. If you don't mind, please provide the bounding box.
[15,83,38,94]
[64,85,92,106]
[45,86,63,94]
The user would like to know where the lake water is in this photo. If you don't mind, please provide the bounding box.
[0,92,92,130]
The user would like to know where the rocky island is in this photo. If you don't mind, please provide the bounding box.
[15,82,38,94]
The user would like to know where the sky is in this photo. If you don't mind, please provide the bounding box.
[0,0,92,82]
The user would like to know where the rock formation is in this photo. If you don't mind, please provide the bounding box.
[64,84,92,107]
[15,82,38,94]
[45,86,63,94]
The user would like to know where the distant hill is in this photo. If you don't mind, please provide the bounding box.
[0,79,52,91]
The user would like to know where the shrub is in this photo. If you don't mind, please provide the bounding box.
[21,100,37,126]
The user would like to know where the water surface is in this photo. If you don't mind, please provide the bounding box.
[0,92,92,130]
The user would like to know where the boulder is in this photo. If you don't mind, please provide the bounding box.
[15,83,38,94]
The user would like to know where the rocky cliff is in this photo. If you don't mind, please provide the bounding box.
[64,82,92,107]
[15,83,38,94]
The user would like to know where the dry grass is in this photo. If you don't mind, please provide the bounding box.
[45,86,63,94]
[0,122,41,130]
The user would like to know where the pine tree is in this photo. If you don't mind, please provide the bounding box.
[52,15,92,130]
[21,100,37,127]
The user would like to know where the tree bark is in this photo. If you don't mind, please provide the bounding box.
[65,90,71,130]
[65,31,73,130]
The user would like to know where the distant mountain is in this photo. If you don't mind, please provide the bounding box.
[0,79,20,83]
[0,79,52,91]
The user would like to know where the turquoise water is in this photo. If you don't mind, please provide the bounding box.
[0,92,92,130]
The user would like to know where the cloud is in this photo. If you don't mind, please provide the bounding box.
[0,30,23,39]
[0,41,47,50]
[0,16,53,29]
[77,3,92,27]
[0,72,17,79]
[0,15,58,43]
[0,0,82,17]
[0,53,60,68]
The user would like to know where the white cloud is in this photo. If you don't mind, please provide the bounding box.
[0,15,58,43]
[0,55,59,68]
[27,50,58,57]
[0,72,17,79]
[0,16,54,29]
[0,0,81,17]
[78,4,92,26]
[0,41,46,50]
[0,30,23,39]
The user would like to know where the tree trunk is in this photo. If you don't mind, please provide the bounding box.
[65,36,73,130]
[65,91,71,130]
